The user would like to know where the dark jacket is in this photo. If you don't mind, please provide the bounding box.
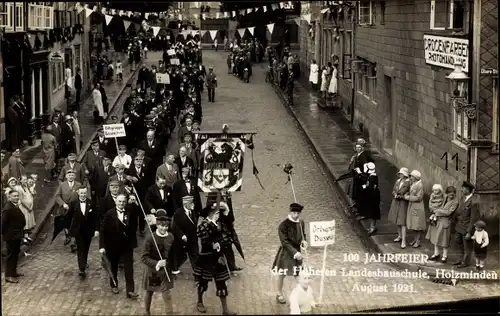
[99,205,139,253]
[68,198,99,237]
[1,201,26,241]
[144,184,173,217]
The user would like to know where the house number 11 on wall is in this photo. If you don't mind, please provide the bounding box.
[440,152,462,171]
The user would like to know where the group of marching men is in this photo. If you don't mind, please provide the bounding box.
[2,34,241,315]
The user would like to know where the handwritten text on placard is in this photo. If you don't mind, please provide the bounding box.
[103,123,126,138]
[309,220,336,247]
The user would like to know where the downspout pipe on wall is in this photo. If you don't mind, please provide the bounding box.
[350,1,357,125]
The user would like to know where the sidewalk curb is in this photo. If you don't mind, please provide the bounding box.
[29,63,142,248]
[269,83,500,284]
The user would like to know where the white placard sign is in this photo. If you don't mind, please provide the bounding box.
[170,58,180,65]
[156,73,171,84]
[103,123,126,138]
[309,220,336,247]
[167,49,176,56]
[423,35,469,72]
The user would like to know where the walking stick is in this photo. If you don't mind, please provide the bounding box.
[283,163,308,265]
[131,185,171,283]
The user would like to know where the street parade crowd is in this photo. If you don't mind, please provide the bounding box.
[1,26,491,316]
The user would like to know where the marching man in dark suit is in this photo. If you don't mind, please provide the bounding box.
[93,156,115,206]
[139,131,165,170]
[171,195,199,275]
[99,193,139,298]
[205,66,217,103]
[2,189,26,283]
[174,145,195,173]
[61,115,77,159]
[145,176,172,223]
[95,128,116,158]
[172,167,201,211]
[156,153,180,189]
[69,186,99,279]
[83,140,106,183]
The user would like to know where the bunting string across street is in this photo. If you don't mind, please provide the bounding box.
[2,1,499,315]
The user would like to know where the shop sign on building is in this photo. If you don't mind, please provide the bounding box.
[423,35,469,72]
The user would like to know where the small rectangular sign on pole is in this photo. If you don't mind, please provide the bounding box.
[309,220,336,247]
[156,73,171,84]
[167,49,176,56]
[170,58,180,65]
[103,123,126,138]
[309,220,335,305]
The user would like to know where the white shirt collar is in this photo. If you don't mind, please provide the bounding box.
[156,230,168,238]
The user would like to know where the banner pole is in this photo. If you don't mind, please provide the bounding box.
[318,244,328,304]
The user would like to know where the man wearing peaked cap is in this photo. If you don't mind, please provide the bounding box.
[171,195,199,275]
[58,152,88,188]
[141,208,175,315]
[82,139,106,189]
[172,166,201,211]
[453,179,480,268]
[271,202,307,304]
[54,165,82,249]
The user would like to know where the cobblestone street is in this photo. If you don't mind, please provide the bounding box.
[2,51,499,316]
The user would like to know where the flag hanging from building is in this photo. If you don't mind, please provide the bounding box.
[266,23,275,35]
[247,27,255,36]
[105,14,113,25]
[237,28,246,38]
[123,20,131,30]
[209,30,218,41]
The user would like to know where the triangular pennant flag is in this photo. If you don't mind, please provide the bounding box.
[293,17,300,25]
[321,8,329,14]
[105,14,113,25]
[237,28,246,38]
[123,20,131,30]
[85,8,93,18]
[145,13,150,19]
[200,30,207,38]
[248,27,255,36]
[272,4,279,10]
[239,9,245,15]
[152,26,160,37]
[216,12,221,19]
[279,2,285,9]
[224,12,229,18]
[303,14,312,24]
[209,30,218,41]
[111,9,116,15]
[267,23,275,34]
[247,8,253,14]
[232,11,236,17]
[263,6,267,12]
[27,34,36,49]
[76,5,84,14]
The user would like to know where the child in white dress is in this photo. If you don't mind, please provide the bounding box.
[289,272,316,314]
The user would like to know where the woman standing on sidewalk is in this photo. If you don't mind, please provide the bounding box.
[7,148,25,180]
[403,170,426,248]
[319,63,332,98]
[388,167,411,248]
[357,162,380,235]
[92,83,105,123]
[41,126,57,182]
[15,175,36,234]
[426,186,458,263]
[309,60,319,90]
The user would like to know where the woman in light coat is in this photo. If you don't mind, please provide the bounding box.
[320,62,332,98]
[387,167,411,248]
[92,83,104,120]
[426,186,458,263]
[308,60,319,90]
[41,126,57,182]
[328,64,338,95]
[403,170,426,248]
[16,174,36,232]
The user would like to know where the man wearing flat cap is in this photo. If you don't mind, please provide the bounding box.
[58,152,89,189]
[172,167,201,211]
[83,140,106,184]
[106,163,132,196]
[60,115,77,158]
[54,169,82,247]
[171,195,200,275]
[272,203,307,305]
[93,156,116,206]
[452,181,480,268]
